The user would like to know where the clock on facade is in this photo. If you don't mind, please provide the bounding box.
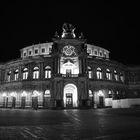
[63,45,76,56]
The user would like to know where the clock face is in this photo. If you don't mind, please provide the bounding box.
[63,45,76,56]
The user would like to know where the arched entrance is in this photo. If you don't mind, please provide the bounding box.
[32,90,39,109]
[94,90,105,108]
[63,84,78,108]
[21,91,27,108]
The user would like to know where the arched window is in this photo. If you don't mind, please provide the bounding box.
[120,73,124,82]
[14,69,19,81]
[44,90,51,97]
[7,71,11,82]
[33,67,39,79]
[87,48,92,55]
[88,66,92,79]
[23,68,28,80]
[106,69,111,80]
[96,67,102,79]
[45,66,51,78]
[108,90,112,98]
[114,70,119,81]
[89,90,93,97]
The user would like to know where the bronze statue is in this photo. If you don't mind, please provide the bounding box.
[61,23,76,38]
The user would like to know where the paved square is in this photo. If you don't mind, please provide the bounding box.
[0,108,140,140]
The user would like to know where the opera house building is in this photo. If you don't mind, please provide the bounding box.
[0,23,140,109]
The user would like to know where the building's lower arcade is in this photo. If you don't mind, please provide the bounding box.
[0,83,132,109]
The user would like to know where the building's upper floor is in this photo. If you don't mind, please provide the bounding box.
[20,42,109,60]
[0,23,140,86]
[0,57,126,85]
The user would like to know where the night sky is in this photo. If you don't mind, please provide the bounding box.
[0,1,139,65]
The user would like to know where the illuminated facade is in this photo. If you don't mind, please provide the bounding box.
[0,23,140,109]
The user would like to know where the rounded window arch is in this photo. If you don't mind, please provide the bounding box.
[106,69,111,80]
[114,70,119,81]
[23,68,28,80]
[96,67,102,79]
[45,66,51,78]
[7,71,11,82]
[33,67,39,70]
[89,90,93,97]
[88,66,92,79]
[120,72,124,82]
[45,66,51,69]
[88,66,91,70]
[14,69,19,81]
[44,90,51,97]
[33,67,39,79]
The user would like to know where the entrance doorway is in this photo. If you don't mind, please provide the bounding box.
[99,96,104,108]
[32,96,38,109]
[21,96,26,108]
[63,84,78,108]
[3,97,8,108]
[12,97,16,108]
[66,93,73,107]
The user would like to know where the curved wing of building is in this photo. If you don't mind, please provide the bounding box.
[0,23,140,109]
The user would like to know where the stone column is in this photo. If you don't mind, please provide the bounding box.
[58,57,60,74]
[39,62,44,80]
[93,67,97,80]
[19,66,23,81]
[102,68,106,80]
[79,58,82,74]
[28,64,33,80]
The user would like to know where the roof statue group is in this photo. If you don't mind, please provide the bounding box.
[55,23,84,39]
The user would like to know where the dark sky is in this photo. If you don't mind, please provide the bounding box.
[0,1,139,65]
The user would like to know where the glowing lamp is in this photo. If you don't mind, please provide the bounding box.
[97,90,104,96]
[2,93,7,97]
[21,91,27,97]
[10,92,16,97]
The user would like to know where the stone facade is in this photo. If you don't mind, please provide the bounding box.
[0,23,140,109]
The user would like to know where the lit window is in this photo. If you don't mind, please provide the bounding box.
[87,48,92,55]
[99,52,102,56]
[120,73,124,82]
[104,52,106,57]
[33,67,39,79]
[34,49,38,54]
[88,66,92,79]
[106,69,111,80]
[14,69,19,81]
[7,71,11,82]
[94,50,98,55]
[23,68,28,80]
[41,48,45,53]
[89,90,93,97]
[29,51,32,55]
[49,48,52,53]
[114,70,119,81]
[44,90,51,97]
[23,52,27,57]
[97,67,102,79]
[45,66,51,78]
[108,90,112,98]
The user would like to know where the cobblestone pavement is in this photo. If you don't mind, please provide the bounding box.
[0,108,140,140]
